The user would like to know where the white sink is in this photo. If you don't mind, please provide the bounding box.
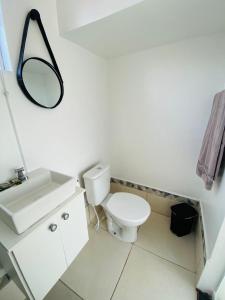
[0,168,76,234]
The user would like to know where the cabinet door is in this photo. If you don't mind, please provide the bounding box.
[13,216,67,300]
[59,194,88,266]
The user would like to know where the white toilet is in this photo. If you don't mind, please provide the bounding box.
[83,164,151,242]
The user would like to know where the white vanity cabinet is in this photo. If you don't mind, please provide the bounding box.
[58,194,89,266]
[12,214,67,300]
[0,188,88,300]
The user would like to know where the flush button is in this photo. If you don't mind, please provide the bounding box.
[62,213,69,220]
[49,224,57,232]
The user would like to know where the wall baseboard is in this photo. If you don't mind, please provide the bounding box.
[111,177,199,208]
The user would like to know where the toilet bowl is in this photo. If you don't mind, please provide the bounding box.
[102,192,150,242]
[83,164,151,242]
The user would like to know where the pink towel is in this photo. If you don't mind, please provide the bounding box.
[196,90,225,190]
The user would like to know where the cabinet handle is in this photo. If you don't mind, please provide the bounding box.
[62,213,69,220]
[49,224,57,232]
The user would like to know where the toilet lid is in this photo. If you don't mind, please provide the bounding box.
[106,192,150,223]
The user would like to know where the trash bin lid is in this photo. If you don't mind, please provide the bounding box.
[171,203,198,219]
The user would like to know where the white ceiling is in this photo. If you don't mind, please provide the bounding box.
[64,0,225,58]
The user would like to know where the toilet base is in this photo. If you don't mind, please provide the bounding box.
[105,212,137,243]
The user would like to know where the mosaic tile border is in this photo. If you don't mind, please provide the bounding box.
[199,211,207,265]
[111,177,206,265]
[111,177,199,208]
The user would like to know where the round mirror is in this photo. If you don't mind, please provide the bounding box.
[21,57,63,108]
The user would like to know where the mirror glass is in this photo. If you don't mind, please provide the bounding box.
[22,58,62,108]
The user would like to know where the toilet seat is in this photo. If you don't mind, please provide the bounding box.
[103,192,151,227]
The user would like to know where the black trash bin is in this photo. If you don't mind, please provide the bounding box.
[170,203,198,237]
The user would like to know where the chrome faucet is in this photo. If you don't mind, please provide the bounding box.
[15,167,28,182]
[0,167,28,192]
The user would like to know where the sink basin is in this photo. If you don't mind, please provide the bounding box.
[0,168,76,234]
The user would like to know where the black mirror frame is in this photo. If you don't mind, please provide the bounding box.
[17,9,64,109]
[20,57,64,109]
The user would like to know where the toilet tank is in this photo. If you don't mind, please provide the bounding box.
[83,164,110,206]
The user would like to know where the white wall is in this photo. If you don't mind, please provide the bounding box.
[56,0,143,33]
[215,267,225,300]
[1,0,109,183]
[109,34,225,256]
[0,3,23,182]
[0,0,109,297]
[198,215,225,294]
[201,173,225,257]
[0,85,23,182]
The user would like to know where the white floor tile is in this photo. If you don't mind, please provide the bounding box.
[135,212,196,272]
[61,228,131,300]
[44,281,81,300]
[112,246,196,300]
[0,281,25,300]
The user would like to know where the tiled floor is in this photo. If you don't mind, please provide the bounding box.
[61,227,131,300]
[136,212,196,272]
[44,211,197,300]
[112,246,196,300]
[3,212,195,300]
